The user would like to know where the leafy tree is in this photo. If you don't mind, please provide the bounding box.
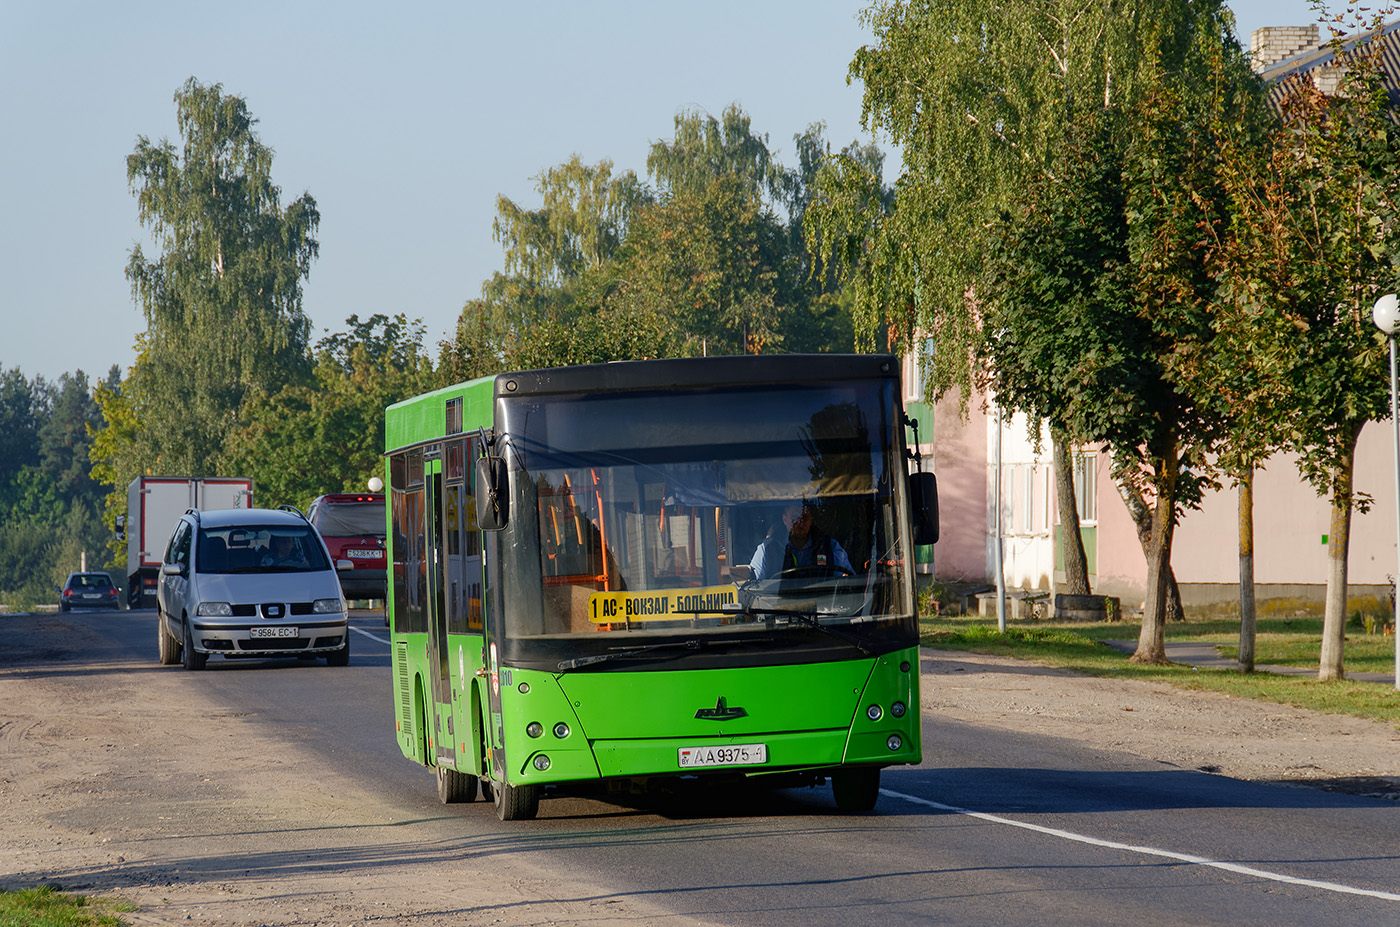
[813,0,1259,660]
[0,368,118,610]
[0,367,42,490]
[38,370,108,506]
[443,107,860,377]
[608,174,786,355]
[1210,26,1400,680]
[227,314,437,509]
[494,155,652,287]
[103,77,319,481]
[648,104,784,203]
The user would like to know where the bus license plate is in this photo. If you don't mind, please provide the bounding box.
[250,627,298,638]
[349,549,383,558]
[677,744,767,768]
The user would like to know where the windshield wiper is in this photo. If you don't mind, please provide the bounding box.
[720,603,873,655]
[557,639,703,671]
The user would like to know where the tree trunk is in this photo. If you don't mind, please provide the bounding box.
[1128,437,1179,665]
[1115,471,1185,623]
[1319,427,1361,681]
[1237,470,1256,673]
[1053,430,1091,596]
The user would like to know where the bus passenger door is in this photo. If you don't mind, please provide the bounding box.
[424,454,456,770]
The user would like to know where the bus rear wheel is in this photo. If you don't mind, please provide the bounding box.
[436,765,478,803]
[491,780,539,821]
[831,767,881,811]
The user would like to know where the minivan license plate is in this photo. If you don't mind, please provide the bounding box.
[250,627,297,638]
[677,744,767,768]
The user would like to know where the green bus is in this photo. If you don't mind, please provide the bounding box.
[384,354,937,820]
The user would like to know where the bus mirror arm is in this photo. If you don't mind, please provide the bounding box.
[476,455,509,530]
[909,471,939,545]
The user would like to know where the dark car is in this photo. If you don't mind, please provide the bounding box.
[305,493,386,601]
[59,572,122,611]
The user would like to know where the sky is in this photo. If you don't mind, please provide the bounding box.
[1,0,1328,384]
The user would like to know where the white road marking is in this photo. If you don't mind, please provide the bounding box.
[882,789,1400,902]
[350,626,390,645]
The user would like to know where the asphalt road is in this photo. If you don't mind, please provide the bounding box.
[23,608,1400,925]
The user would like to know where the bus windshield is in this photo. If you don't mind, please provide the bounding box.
[494,380,915,667]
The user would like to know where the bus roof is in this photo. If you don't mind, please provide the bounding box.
[384,354,901,454]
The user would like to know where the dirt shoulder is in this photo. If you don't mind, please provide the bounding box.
[3,617,1400,926]
[922,648,1400,798]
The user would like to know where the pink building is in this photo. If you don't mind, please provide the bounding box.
[912,376,1396,610]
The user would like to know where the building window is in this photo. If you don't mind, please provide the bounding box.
[902,336,936,404]
[1072,453,1097,525]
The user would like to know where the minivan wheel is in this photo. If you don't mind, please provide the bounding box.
[326,633,350,666]
[181,619,207,671]
[157,611,181,665]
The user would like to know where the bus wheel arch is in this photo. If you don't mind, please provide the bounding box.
[413,676,430,765]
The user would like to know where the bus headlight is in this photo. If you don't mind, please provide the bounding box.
[553,722,571,739]
[891,701,907,718]
[866,704,883,722]
[526,722,544,738]
[533,754,551,771]
[887,734,904,751]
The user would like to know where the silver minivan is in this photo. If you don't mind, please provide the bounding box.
[156,507,350,670]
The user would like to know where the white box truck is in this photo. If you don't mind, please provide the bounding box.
[117,476,254,609]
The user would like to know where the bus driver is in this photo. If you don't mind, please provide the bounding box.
[748,502,854,580]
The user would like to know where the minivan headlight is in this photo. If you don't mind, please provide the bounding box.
[196,602,233,617]
[313,598,345,614]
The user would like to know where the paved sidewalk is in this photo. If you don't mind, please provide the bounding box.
[1102,640,1397,686]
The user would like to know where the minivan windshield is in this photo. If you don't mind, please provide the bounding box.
[197,525,330,574]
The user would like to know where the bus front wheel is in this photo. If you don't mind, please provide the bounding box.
[492,780,539,821]
[436,765,478,803]
[831,767,881,811]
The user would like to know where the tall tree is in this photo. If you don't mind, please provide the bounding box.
[493,155,651,287]
[608,174,787,355]
[227,314,437,509]
[106,77,319,479]
[812,0,1259,659]
[444,108,859,376]
[38,371,106,507]
[648,104,784,204]
[1211,25,1400,680]
[0,367,42,491]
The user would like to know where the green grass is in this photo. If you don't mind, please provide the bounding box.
[0,886,133,927]
[920,601,1400,728]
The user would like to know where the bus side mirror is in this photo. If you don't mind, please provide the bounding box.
[475,456,509,531]
[115,515,126,542]
[909,471,939,545]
